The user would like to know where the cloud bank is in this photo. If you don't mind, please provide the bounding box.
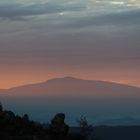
[0,0,140,88]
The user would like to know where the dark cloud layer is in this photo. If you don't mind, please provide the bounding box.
[0,0,140,87]
[62,9,140,28]
[0,2,85,20]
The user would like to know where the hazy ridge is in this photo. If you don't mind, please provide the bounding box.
[0,77,140,125]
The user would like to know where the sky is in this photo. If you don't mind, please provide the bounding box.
[0,0,140,89]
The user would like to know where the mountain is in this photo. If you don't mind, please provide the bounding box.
[0,77,140,125]
[1,76,140,98]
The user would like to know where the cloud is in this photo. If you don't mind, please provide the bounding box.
[52,9,139,30]
[1,0,140,21]
[0,0,140,87]
[0,1,86,20]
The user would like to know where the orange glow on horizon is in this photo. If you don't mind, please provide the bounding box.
[0,66,140,89]
[0,72,140,89]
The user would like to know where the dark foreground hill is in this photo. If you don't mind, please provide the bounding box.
[94,126,140,140]
[0,105,85,140]
[70,126,140,140]
[1,104,140,140]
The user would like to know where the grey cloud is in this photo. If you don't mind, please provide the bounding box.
[57,9,140,29]
[0,2,85,20]
[0,2,140,72]
[0,30,140,71]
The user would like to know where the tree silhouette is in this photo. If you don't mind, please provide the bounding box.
[0,102,3,112]
[77,116,93,140]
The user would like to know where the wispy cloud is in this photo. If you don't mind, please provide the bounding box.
[0,1,86,20]
[0,0,140,20]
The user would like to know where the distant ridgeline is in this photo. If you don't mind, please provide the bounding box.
[0,102,94,140]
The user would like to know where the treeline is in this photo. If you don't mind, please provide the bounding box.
[0,102,93,140]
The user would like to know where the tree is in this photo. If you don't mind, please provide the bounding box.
[0,102,3,112]
[49,113,69,140]
[23,114,29,121]
[77,116,93,140]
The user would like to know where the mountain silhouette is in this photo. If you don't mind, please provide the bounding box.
[0,77,140,125]
[0,77,140,98]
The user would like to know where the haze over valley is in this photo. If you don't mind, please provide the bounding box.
[1,77,140,125]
